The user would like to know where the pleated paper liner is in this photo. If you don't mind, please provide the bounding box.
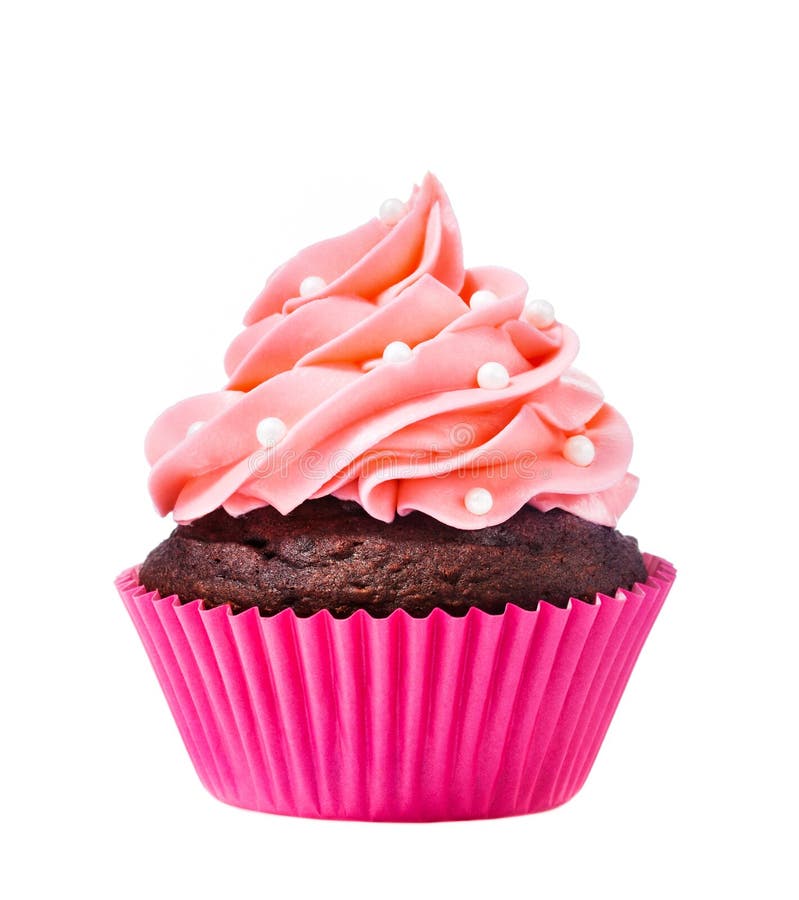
[116,553,675,821]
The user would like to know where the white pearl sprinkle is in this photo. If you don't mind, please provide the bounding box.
[465,487,494,516]
[563,434,596,467]
[299,275,327,298]
[378,197,408,226]
[523,298,555,328]
[469,289,499,311]
[477,361,510,390]
[256,416,288,448]
[186,421,205,437]
[382,340,413,363]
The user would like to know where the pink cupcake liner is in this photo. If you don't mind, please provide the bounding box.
[116,553,675,821]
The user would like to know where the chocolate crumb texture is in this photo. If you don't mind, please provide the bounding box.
[140,497,648,618]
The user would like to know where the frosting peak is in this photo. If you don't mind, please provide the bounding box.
[146,174,637,529]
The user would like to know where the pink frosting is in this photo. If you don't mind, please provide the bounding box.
[146,174,638,529]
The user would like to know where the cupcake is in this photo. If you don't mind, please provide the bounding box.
[118,173,675,821]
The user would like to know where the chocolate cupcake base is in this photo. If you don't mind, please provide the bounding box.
[140,498,647,618]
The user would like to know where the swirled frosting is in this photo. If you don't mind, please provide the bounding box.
[146,174,638,529]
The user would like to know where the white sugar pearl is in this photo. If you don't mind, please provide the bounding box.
[299,275,327,298]
[465,487,494,516]
[186,421,205,436]
[382,340,413,363]
[563,434,596,466]
[523,298,555,328]
[378,197,408,226]
[477,361,510,390]
[469,289,499,311]
[256,416,288,448]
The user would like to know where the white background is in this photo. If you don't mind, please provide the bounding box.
[2,1,797,897]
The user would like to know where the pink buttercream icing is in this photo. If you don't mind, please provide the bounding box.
[146,174,638,529]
